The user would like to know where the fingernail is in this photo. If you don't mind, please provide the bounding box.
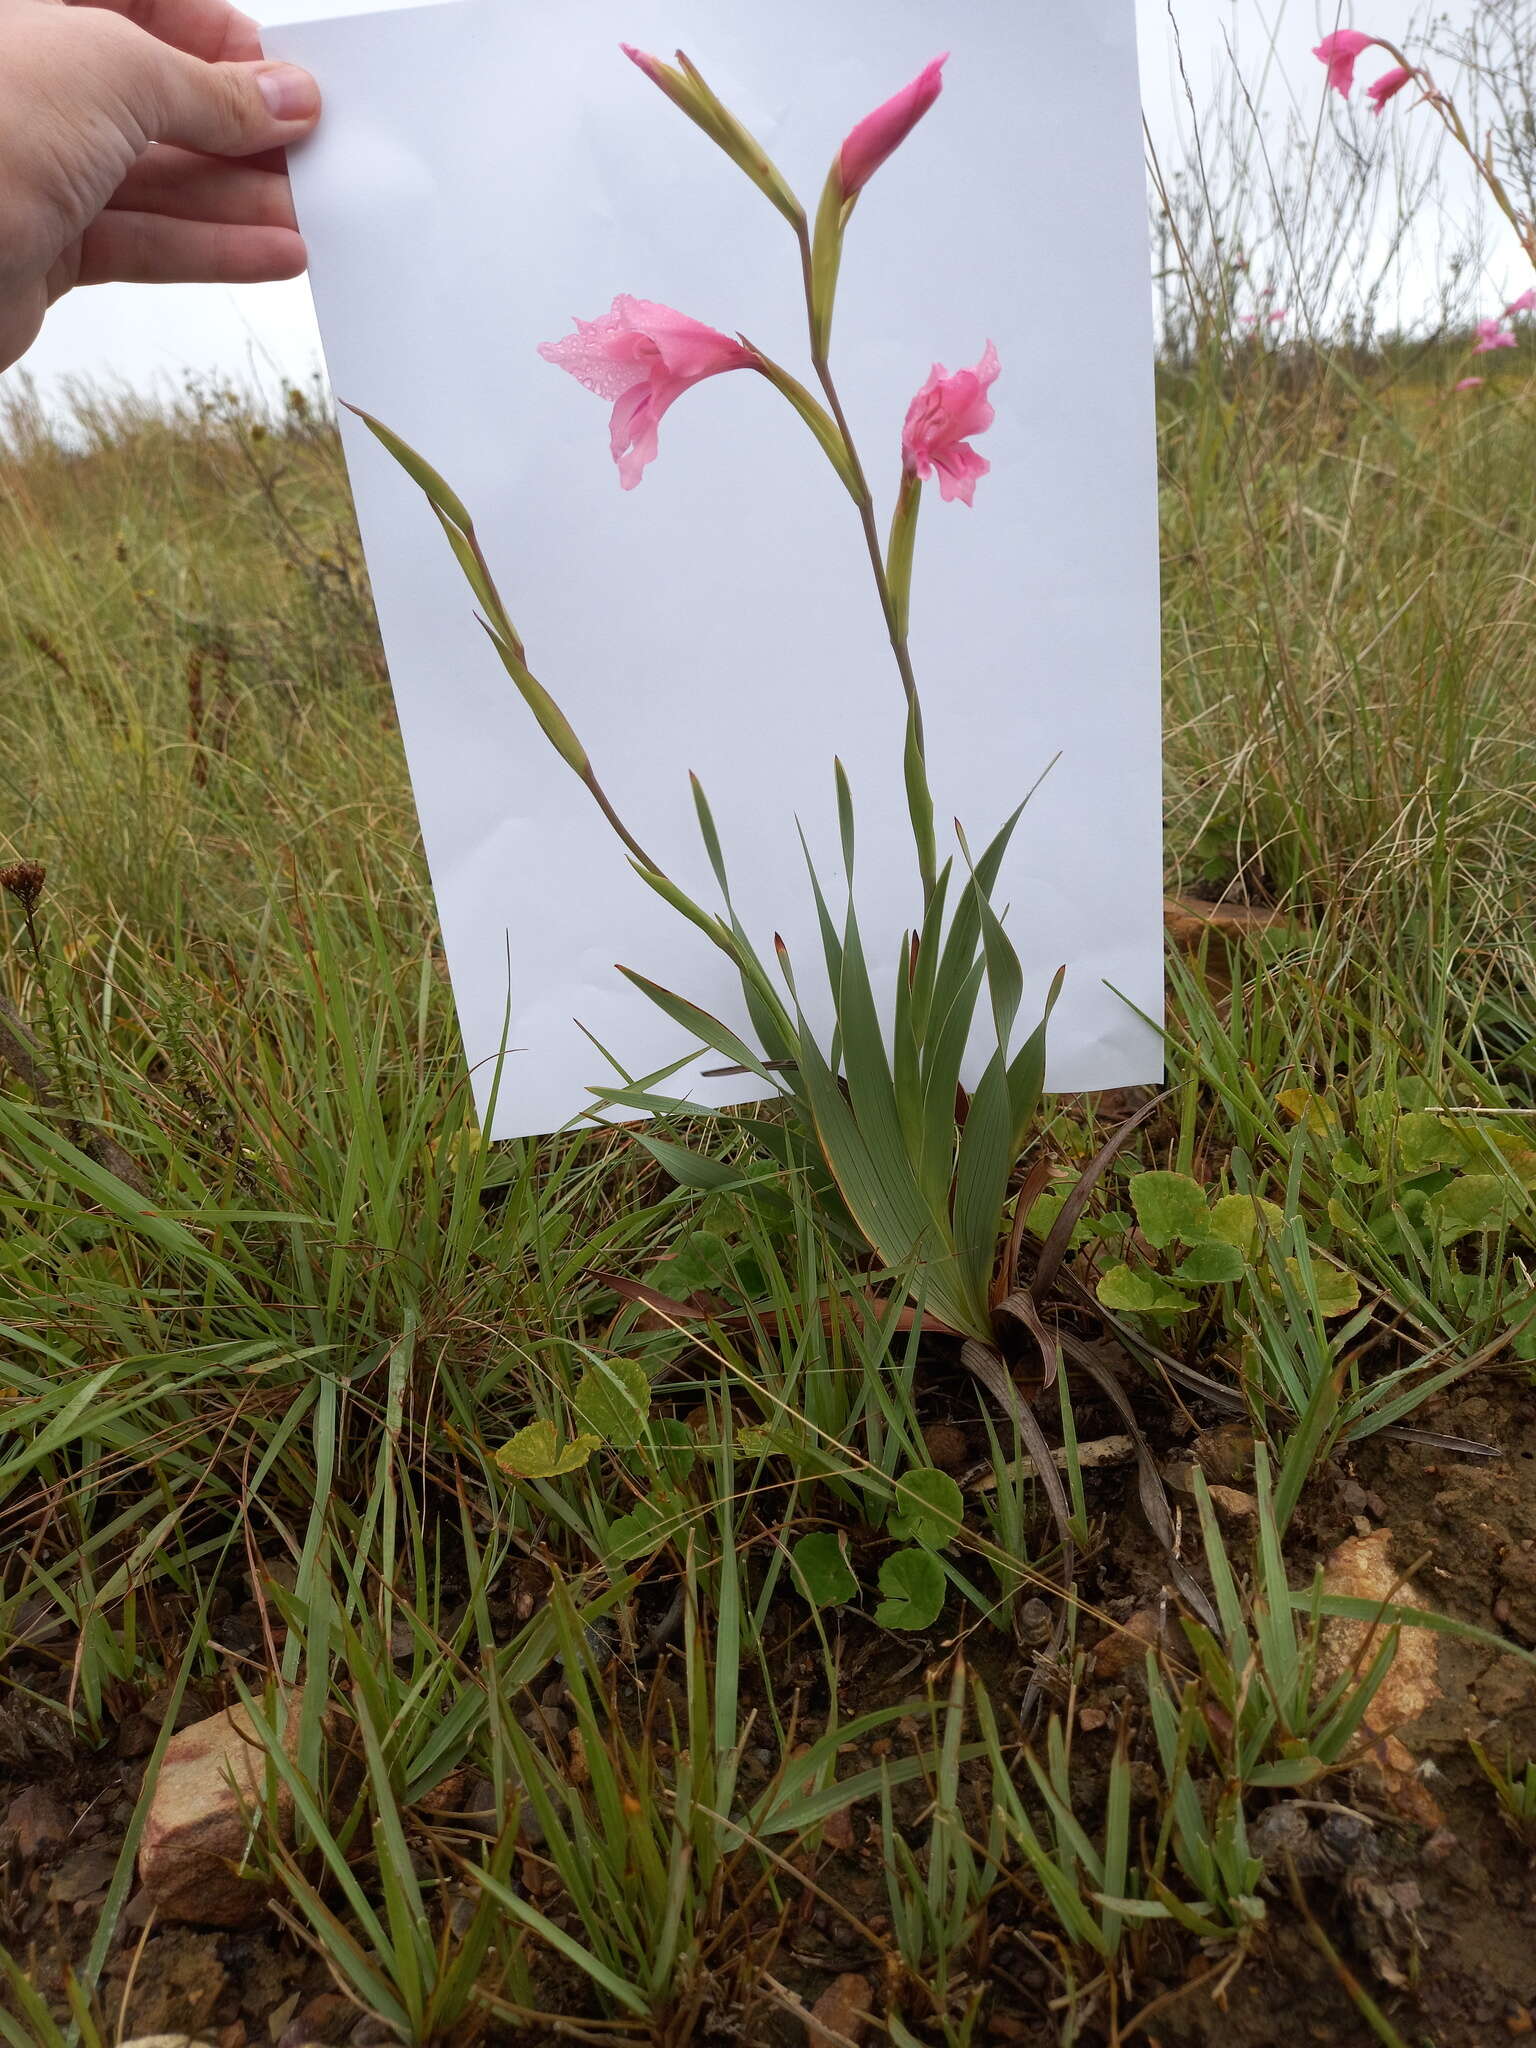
[256,63,320,122]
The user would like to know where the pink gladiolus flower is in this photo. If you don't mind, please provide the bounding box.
[1367,64,1413,112]
[1313,29,1377,97]
[838,55,947,199]
[900,341,999,506]
[538,295,756,489]
[1268,309,1289,325]
[1507,288,1536,316]
[1455,377,1485,390]
[1472,317,1518,354]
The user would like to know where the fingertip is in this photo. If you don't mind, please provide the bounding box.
[255,62,321,126]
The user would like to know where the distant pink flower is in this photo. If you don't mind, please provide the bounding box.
[901,341,999,506]
[1367,64,1413,112]
[1507,288,1536,316]
[539,295,756,489]
[1313,29,1377,97]
[1472,317,1518,354]
[838,55,947,199]
[1268,308,1289,324]
[1455,377,1485,391]
[1241,313,1260,328]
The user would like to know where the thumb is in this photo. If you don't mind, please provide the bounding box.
[127,43,321,157]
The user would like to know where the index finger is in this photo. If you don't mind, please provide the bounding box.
[66,0,265,63]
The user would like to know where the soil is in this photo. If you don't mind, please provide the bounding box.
[4,1374,1535,2047]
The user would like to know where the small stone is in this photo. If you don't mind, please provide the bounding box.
[1206,1484,1258,1525]
[922,1422,969,1471]
[49,1844,119,1904]
[805,1972,873,2046]
[1090,1604,1164,1681]
[138,1692,319,1928]
[284,1993,354,2048]
[521,1704,570,1745]
[348,2021,400,2047]
[117,1713,161,1759]
[2,1784,71,1856]
[1193,1422,1256,1485]
[118,2038,216,2048]
[1249,1801,1312,1870]
[1078,1706,1109,1733]
[822,1805,856,1852]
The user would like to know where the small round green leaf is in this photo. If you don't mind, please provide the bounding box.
[1285,1258,1361,1318]
[1096,1264,1194,1314]
[495,1418,599,1480]
[1208,1193,1285,1261]
[888,1468,964,1549]
[791,1531,859,1608]
[1129,1171,1212,1249]
[1426,1174,1517,1246]
[572,1356,651,1448]
[874,1547,947,1631]
[1172,1240,1245,1287]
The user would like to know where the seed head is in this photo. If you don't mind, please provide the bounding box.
[0,860,46,912]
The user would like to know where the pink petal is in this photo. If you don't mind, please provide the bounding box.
[1507,288,1536,316]
[837,55,948,198]
[931,443,990,507]
[624,299,755,381]
[1312,28,1376,98]
[1454,377,1485,391]
[539,295,755,486]
[1472,317,1518,353]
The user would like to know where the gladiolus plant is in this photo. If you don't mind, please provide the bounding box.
[1312,23,1536,280]
[357,46,1068,1474]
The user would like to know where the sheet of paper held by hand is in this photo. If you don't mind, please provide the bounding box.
[267,0,1165,1141]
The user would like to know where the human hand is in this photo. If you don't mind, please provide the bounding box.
[0,0,320,371]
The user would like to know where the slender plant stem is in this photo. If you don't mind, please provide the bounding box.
[1376,42,1534,264]
[18,898,81,1127]
[795,222,937,904]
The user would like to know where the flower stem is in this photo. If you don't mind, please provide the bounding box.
[794,221,938,904]
[1374,41,1534,267]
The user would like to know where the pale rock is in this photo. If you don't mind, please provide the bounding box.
[118,2038,216,2048]
[137,1693,305,1927]
[805,1972,873,2046]
[1315,1528,1443,1826]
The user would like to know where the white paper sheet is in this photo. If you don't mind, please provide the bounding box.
[268,0,1165,1139]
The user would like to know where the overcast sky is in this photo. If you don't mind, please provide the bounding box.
[2,0,1507,408]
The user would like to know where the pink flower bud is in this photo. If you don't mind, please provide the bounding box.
[1312,29,1377,98]
[539,297,756,489]
[1366,64,1413,112]
[837,55,947,200]
[900,342,999,507]
[620,42,668,88]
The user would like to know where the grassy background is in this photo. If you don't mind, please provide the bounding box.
[2,319,1536,2040]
